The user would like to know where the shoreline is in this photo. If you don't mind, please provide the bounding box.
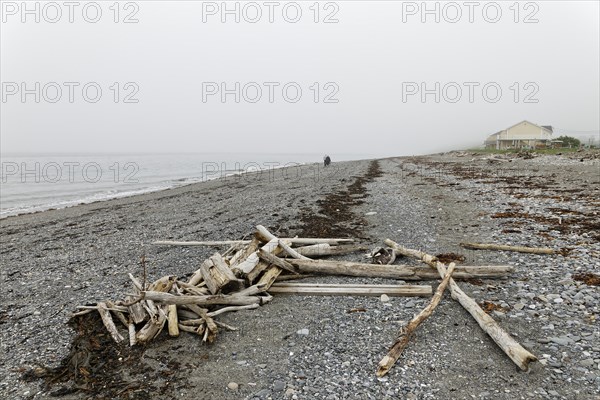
[0,159,346,223]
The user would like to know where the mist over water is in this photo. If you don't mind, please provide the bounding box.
[0,152,373,217]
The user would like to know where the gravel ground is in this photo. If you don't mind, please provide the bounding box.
[1,152,599,400]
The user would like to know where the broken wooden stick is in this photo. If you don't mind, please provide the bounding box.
[460,242,555,254]
[376,263,455,377]
[385,239,537,371]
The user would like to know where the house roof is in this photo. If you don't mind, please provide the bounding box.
[488,120,553,138]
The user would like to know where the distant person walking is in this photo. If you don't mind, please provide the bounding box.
[323,155,331,167]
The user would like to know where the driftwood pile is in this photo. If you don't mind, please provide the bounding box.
[75,225,535,377]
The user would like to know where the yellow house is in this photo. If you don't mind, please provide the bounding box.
[485,121,554,150]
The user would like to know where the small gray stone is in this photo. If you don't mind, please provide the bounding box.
[580,358,595,367]
[273,380,286,392]
[297,328,309,336]
[255,389,272,399]
[549,336,574,346]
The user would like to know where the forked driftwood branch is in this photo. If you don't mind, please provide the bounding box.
[377,263,456,377]
[385,239,537,371]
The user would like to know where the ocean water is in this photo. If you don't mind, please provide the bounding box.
[0,153,369,218]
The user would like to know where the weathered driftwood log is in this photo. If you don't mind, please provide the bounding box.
[128,273,144,291]
[287,259,513,280]
[136,305,168,343]
[128,320,136,346]
[246,261,270,284]
[189,258,211,286]
[376,263,456,377]
[269,283,432,297]
[186,304,218,343]
[167,304,179,337]
[229,237,261,269]
[246,239,293,283]
[275,274,316,282]
[143,291,270,306]
[236,238,280,275]
[233,283,268,297]
[149,276,177,292]
[97,302,125,343]
[385,239,537,371]
[105,300,129,328]
[277,239,310,260]
[176,280,210,296]
[258,249,299,275]
[201,253,240,294]
[460,242,555,254]
[207,304,259,317]
[177,309,200,320]
[178,323,201,334]
[257,267,282,290]
[126,294,147,324]
[154,240,253,246]
[294,244,369,257]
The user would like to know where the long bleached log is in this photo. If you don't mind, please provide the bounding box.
[377,264,455,377]
[153,237,355,247]
[460,242,555,254]
[143,290,269,306]
[294,244,369,257]
[274,274,316,282]
[154,240,252,246]
[385,239,537,371]
[268,283,432,297]
[287,259,513,280]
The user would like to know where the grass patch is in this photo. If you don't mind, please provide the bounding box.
[466,147,582,155]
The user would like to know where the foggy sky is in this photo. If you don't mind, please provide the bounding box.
[1,0,599,157]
